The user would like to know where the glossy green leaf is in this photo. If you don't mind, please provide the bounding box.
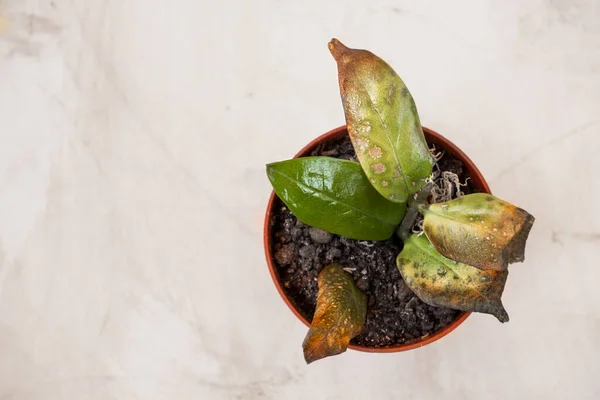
[328,38,433,203]
[267,157,406,240]
[397,234,509,322]
[303,264,367,364]
[421,193,535,271]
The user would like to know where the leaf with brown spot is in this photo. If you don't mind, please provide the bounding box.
[397,234,509,322]
[420,193,535,271]
[328,38,433,203]
[303,264,367,364]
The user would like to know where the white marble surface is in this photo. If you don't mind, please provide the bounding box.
[0,0,599,398]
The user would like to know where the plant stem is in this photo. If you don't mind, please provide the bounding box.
[396,182,434,240]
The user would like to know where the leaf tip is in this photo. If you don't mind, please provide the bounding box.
[265,162,277,183]
[302,327,349,364]
[494,306,510,323]
[328,38,348,60]
[302,341,325,365]
[505,210,535,264]
[302,342,315,364]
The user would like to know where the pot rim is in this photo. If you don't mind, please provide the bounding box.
[264,125,491,353]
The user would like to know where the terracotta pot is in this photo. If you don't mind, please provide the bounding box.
[264,125,491,352]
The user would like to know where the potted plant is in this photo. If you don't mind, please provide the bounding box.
[264,39,535,364]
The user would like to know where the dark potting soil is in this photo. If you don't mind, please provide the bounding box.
[269,135,477,347]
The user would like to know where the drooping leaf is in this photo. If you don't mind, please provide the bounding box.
[397,234,509,322]
[303,264,367,363]
[267,157,406,240]
[328,38,433,203]
[421,193,535,271]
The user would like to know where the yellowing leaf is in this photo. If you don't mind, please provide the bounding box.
[421,193,535,271]
[302,264,367,364]
[397,234,509,322]
[328,38,433,203]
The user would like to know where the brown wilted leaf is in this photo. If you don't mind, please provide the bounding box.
[302,264,367,364]
[421,193,535,271]
[397,234,509,322]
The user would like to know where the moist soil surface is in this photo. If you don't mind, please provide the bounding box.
[269,135,477,347]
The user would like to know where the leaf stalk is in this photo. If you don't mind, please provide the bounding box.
[396,182,434,240]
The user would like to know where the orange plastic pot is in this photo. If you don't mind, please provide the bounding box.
[264,125,491,352]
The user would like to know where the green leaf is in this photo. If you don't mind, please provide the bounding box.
[267,157,406,240]
[303,264,367,364]
[397,234,509,322]
[328,38,433,203]
[421,193,535,271]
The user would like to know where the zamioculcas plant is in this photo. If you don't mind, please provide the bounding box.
[266,39,535,364]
